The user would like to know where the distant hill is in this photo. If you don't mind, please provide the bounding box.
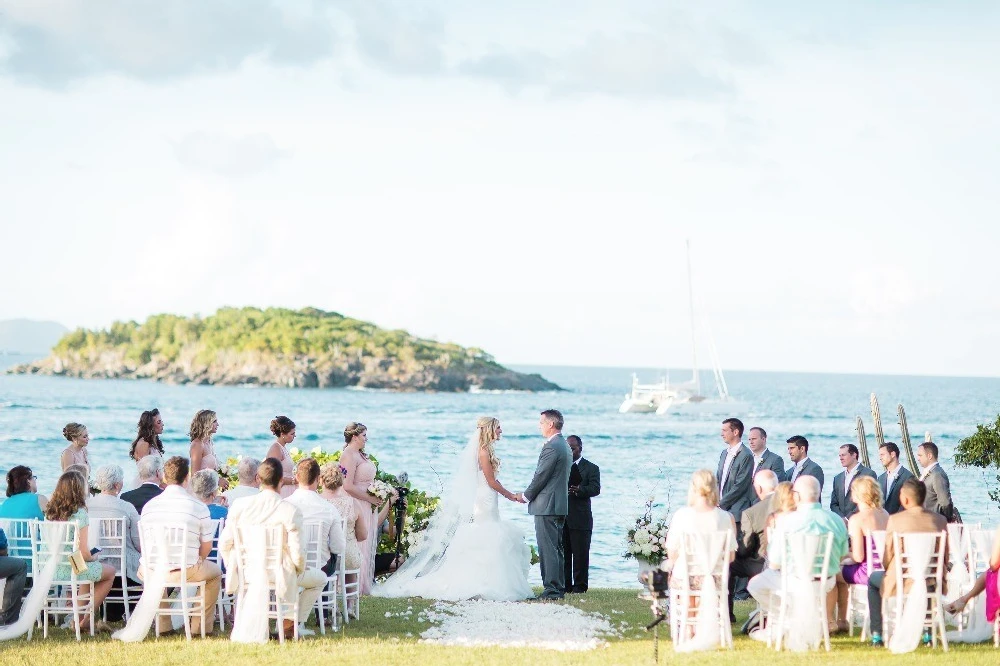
[0,319,69,354]
[8,307,562,392]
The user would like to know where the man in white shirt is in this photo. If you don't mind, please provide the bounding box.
[877,442,914,514]
[138,456,222,636]
[916,441,954,520]
[286,458,345,577]
[222,457,261,506]
[716,418,753,528]
[783,435,825,494]
[830,444,877,519]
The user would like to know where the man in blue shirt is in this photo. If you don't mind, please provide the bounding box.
[0,527,28,626]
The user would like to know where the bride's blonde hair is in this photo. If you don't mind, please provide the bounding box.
[477,416,501,472]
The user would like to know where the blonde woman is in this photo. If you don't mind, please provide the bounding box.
[60,423,91,474]
[766,481,797,531]
[372,416,533,601]
[189,410,228,491]
[664,470,738,565]
[830,476,889,633]
[320,463,366,615]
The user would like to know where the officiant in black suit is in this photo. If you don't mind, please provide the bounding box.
[563,435,600,593]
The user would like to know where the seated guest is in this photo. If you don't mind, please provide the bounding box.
[0,465,46,520]
[87,464,142,621]
[0,527,28,626]
[729,470,779,623]
[664,469,737,575]
[747,476,847,620]
[867,478,948,647]
[46,471,117,633]
[120,456,164,515]
[319,463,366,614]
[766,481,797,530]
[830,444,877,520]
[219,458,326,639]
[137,457,222,637]
[286,458,344,577]
[222,457,261,505]
[829,475,888,634]
[944,524,1000,617]
[191,469,228,521]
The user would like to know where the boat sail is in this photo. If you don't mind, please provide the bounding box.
[618,241,748,416]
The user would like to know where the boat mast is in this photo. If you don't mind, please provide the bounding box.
[685,239,700,393]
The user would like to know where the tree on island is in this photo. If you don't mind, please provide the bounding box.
[954,414,1000,508]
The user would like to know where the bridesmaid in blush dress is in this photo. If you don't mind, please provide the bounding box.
[340,422,381,594]
[60,423,91,475]
[189,409,229,491]
[264,416,298,498]
[128,409,165,490]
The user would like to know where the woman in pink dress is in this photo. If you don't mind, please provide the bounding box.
[264,416,297,498]
[60,423,91,475]
[339,422,381,594]
[189,409,229,491]
[128,409,165,489]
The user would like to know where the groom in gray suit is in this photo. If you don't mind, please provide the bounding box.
[517,409,572,600]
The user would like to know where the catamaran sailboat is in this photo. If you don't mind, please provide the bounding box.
[618,241,749,416]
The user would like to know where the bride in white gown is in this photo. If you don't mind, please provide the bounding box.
[373,416,533,601]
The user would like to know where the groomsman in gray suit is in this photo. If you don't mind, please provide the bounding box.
[747,427,784,505]
[519,409,572,600]
[716,418,754,527]
[829,444,877,519]
[877,442,914,514]
[917,441,955,521]
[783,435,825,494]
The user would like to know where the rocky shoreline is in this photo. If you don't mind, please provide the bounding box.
[9,349,563,392]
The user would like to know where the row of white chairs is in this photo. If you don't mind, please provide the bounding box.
[0,514,365,641]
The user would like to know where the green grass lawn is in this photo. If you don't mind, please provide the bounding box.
[1,589,997,665]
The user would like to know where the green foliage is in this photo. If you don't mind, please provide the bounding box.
[955,414,1000,508]
[51,306,509,373]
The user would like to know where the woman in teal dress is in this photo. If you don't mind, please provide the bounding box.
[0,466,47,520]
[46,471,116,633]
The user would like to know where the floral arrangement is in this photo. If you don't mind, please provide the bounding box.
[622,496,670,564]
[367,479,395,501]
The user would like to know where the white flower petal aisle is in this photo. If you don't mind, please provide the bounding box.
[418,600,615,651]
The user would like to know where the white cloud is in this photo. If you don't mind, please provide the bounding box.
[171,131,287,177]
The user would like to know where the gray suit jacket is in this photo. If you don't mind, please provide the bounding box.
[716,445,753,523]
[524,433,572,516]
[783,457,825,495]
[749,450,785,506]
[878,465,915,514]
[922,465,954,521]
[829,464,878,518]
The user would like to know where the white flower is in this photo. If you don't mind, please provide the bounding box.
[311,446,322,455]
[639,544,654,557]
[289,447,301,457]
[633,529,651,545]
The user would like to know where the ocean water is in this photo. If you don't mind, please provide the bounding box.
[1,353,998,588]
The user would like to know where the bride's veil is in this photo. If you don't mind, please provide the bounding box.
[372,429,481,596]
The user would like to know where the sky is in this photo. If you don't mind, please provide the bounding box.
[1,1,999,378]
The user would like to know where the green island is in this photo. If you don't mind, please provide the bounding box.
[7,307,561,392]
[5,594,996,665]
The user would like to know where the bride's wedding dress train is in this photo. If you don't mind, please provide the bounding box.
[373,435,532,601]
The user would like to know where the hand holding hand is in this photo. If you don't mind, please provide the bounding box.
[513,492,527,504]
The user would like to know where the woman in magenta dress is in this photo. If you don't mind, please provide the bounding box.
[340,422,381,594]
[264,416,298,498]
[831,476,889,632]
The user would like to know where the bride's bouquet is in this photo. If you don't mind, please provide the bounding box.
[623,496,669,564]
[367,479,395,501]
